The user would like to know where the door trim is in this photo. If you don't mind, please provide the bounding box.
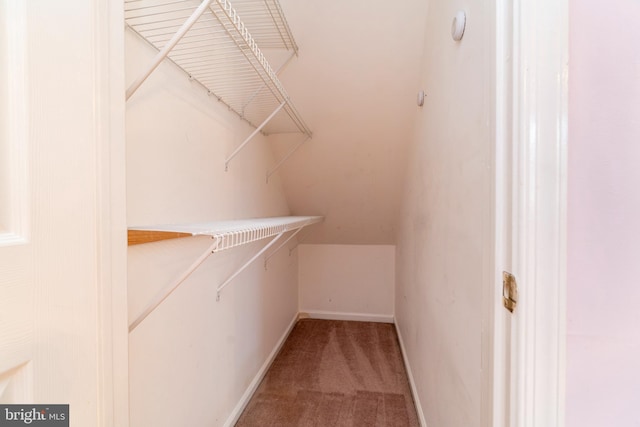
[508,0,568,425]
[94,0,128,425]
[0,0,28,247]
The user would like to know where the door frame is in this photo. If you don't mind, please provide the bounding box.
[491,0,568,425]
[95,0,128,425]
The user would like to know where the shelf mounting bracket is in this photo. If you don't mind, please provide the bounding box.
[216,231,285,301]
[264,227,303,269]
[242,51,297,115]
[125,0,214,100]
[129,236,220,333]
[266,135,309,182]
[225,100,287,171]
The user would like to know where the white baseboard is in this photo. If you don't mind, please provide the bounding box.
[394,317,427,427]
[223,313,299,427]
[301,310,394,324]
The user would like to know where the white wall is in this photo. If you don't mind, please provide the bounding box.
[126,29,299,426]
[395,0,493,425]
[298,244,395,322]
[567,0,640,424]
[271,0,428,245]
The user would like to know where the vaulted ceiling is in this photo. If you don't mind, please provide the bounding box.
[271,0,429,245]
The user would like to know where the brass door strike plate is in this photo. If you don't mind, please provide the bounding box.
[503,271,518,313]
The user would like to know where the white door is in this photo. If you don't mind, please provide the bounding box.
[0,0,37,403]
[0,0,128,425]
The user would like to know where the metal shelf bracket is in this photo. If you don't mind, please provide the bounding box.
[127,216,323,331]
[125,0,313,172]
[266,135,310,182]
[126,0,214,101]
[215,231,285,301]
[264,227,303,269]
[225,100,286,171]
[129,236,220,332]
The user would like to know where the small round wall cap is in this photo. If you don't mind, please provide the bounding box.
[452,11,466,41]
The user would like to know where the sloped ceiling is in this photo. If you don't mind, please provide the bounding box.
[271,0,428,245]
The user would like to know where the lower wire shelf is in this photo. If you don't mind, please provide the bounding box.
[128,216,322,247]
[128,216,323,332]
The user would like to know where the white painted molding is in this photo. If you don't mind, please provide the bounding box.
[490,0,512,425]
[93,0,128,425]
[394,318,427,427]
[510,0,568,424]
[302,310,394,324]
[223,313,299,427]
[0,0,28,247]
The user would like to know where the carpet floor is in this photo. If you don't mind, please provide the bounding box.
[235,319,419,427]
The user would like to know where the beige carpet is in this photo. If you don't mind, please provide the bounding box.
[235,319,419,427]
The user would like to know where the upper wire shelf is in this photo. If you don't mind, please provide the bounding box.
[124,0,312,139]
[220,0,298,52]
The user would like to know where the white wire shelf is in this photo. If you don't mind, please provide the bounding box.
[128,215,323,332]
[125,0,312,141]
[128,215,322,247]
[220,0,298,52]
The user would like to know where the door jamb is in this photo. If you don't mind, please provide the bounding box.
[95,0,128,425]
[505,0,568,425]
[486,0,514,424]
[490,0,568,424]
